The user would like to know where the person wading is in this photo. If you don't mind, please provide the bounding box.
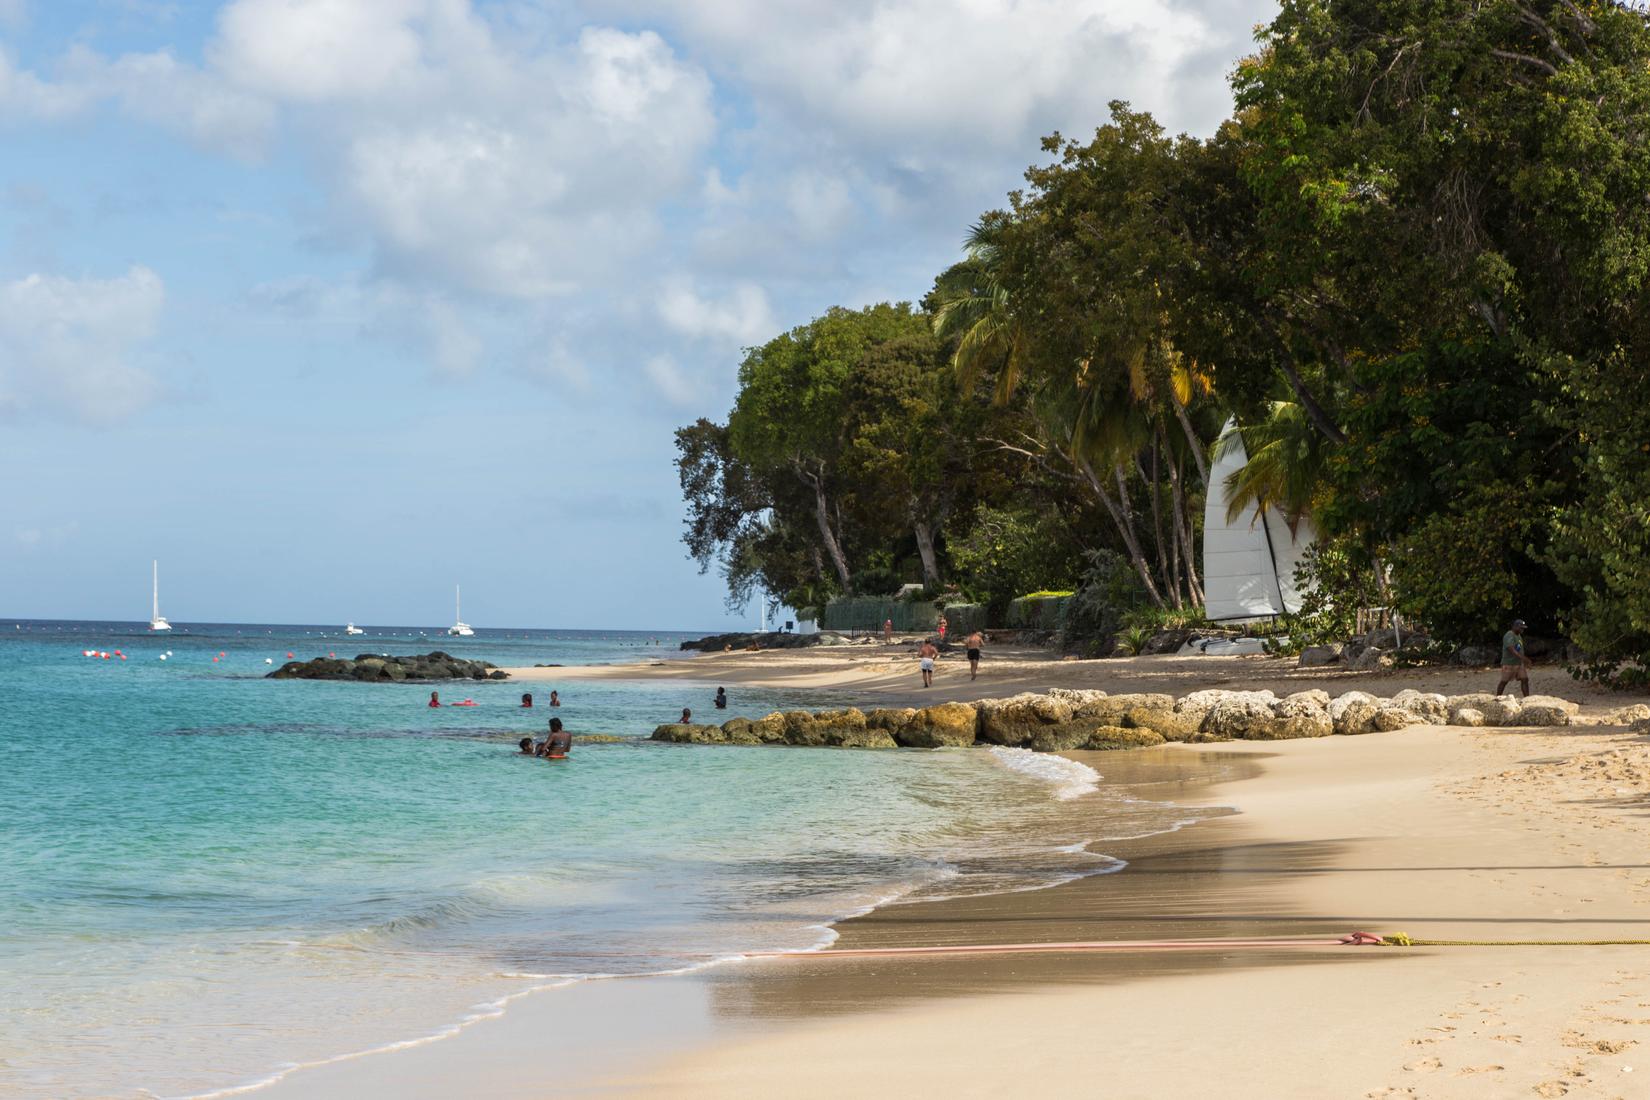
[1495,619,1533,698]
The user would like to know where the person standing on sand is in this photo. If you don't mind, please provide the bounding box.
[965,630,984,681]
[883,619,894,644]
[919,639,938,688]
[937,615,948,643]
[1495,619,1533,698]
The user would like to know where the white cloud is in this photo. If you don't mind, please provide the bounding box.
[643,354,699,408]
[211,0,425,102]
[0,266,165,423]
[658,280,775,346]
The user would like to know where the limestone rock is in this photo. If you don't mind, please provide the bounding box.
[1267,692,1332,738]
[1351,647,1394,671]
[1521,695,1580,717]
[1516,704,1571,727]
[1607,704,1650,725]
[865,707,917,732]
[1047,688,1108,707]
[1261,715,1334,740]
[1454,708,1486,727]
[975,693,1073,746]
[1082,725,1166,751]
[650,723,726,743]
[1630,717,1650,735]
[1391,690,1449,724]
[1298,644,1344,668]
[1373,707,1421,732]
[894,703,979,748]
[1119,706,1201,742]
[1329,691,1381,735]
[1176,689,1277,728]
[1028,726,1095,753]
[1205,696,1279,738]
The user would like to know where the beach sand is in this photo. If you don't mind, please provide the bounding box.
[272,650,1650,1098]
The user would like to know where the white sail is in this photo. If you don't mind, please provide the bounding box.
[149,560,171,631]
[1202,419,1315,621]
[448,585,473,636]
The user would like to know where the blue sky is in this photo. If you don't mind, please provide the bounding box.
[0,0,1268,630]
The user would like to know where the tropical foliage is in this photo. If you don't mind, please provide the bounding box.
[679,1,1650,681]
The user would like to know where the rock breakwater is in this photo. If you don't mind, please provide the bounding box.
[268,652,508,682]
[651,687,1584,751]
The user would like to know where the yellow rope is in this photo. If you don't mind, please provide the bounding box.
[1379,933,1650,947]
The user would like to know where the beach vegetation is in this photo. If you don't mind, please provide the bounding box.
[677,0,1650,677]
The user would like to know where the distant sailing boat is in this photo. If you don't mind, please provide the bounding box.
[149,560,172,632]
[447,585,474,636]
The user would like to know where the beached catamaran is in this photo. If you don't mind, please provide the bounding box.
[149,560,171,632]
[1202,419,1316,623]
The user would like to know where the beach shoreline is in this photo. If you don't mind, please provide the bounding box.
[262,650,1650,1098]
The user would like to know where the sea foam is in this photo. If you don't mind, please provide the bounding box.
[986,746,1101,800]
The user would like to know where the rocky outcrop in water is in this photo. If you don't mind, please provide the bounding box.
[650,687,1584,751]
[268,652,507,682]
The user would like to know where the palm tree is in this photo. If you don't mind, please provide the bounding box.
[931,223,1029,405]
[1214,400,1327,534]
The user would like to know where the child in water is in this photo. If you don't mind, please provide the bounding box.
[521,693,533,708]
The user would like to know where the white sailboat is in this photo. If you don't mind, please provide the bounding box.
[344,622,364,635]
[447,585,474,636]
[149,560,172,632]
[1202,418,1317,622]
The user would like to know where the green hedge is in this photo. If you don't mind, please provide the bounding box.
[820,597,940,633]
[938,602,988,634]
[1006,595,1071,630]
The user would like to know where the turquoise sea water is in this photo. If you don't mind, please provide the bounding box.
[0,620,1207,1098]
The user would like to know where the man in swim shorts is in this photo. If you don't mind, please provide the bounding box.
[919,639,938,688]
[965,631,984,681]
[1495,618,1532,698]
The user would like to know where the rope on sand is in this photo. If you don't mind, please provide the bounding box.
[744,932,1650,959]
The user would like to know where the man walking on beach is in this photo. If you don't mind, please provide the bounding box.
[919,639,938,688]
[1495,619,1532,698]
[883,619,893,644]
[965,630,984,681]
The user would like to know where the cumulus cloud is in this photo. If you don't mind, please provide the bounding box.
[658,279,775,346]
[642,354,699,408]
[0,266,165,423]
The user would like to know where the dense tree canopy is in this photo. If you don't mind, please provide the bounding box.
[678,0,1650,681]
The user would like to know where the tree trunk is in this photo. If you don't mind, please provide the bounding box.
[801,466,852,592]
[1075,455,1166,608]
[1139,440,1178,608]
[1170,390,1209,488]
[913,518,941,590]
[1167,449,1204,606]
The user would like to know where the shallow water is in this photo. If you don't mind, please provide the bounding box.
[0,620,1218,1098]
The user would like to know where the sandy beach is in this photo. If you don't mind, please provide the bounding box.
[253,646,1650,1098]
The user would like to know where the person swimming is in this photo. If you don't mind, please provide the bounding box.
[428,691,441,708]
[541,717,571,759]
[680,707,692,723]
[549,691,561,707]
[713,687,727,709]
[518,737,535,754]
[521,693,533,708]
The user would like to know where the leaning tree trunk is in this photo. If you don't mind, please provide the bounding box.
[1166,448,1204,606]
[800,466,852,592]
[1169,391,1209,488]
[1075,455,1166,609]
[1140,444,1177,608]
[912,518,941,590]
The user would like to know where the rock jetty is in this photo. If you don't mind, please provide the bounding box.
[651,687,1585,751]
[268,652,508,682]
